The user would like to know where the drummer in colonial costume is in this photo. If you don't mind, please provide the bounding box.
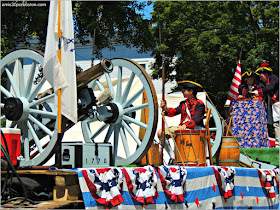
[157,81,205,163]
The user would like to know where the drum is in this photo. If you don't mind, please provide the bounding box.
[140,142,163,166]
[174,130,206,166]
[217,136,240,166]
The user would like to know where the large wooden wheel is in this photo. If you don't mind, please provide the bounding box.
[1,49,58,166]
[81,58,158,166]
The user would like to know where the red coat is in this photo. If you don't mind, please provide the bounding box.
[166,97,205,128]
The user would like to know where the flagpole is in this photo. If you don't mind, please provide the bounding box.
[58,0,62,133]
[56,0,62,168]
[158,15,165,154]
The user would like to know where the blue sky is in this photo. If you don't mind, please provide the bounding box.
[143,2,153,19]
[137,1,153,20]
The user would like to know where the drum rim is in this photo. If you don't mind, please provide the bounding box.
[175,129,206,134]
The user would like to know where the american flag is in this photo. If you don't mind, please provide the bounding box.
[227,57,242,102]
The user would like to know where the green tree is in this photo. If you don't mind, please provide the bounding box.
[1,1,50,57]
[1,1,153,58]
[150,1,279,116]
[73,1,154,58]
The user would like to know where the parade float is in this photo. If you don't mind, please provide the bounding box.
[1,1,279,209]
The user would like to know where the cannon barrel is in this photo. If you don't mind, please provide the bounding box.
[76,58,113,90]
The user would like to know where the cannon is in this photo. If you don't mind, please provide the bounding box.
[1,49,225,167]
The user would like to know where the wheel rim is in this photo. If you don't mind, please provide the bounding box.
[81,58,158,166]
[1,49,58,166]
[207,101,223,157]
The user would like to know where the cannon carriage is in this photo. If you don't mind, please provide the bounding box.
[1,49,223,167]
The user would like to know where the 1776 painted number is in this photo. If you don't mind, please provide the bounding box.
[85,157,108,164]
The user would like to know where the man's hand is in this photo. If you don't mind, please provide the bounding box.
[160,100,167,108]
[238,95,244,99]
[178,124,187,130]
[160,100,169,112]
[249,90,259,97]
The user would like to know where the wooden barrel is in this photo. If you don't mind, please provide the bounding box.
[217,136,240,166]
[174,130,206,166]
[140,142,163,166]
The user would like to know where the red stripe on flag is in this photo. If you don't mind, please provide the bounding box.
[233,76,241,83]
[231,82,239,89]
[227,58,242,103]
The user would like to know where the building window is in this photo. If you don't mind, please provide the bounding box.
[140,64,146,70]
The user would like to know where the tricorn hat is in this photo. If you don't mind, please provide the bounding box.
[242,71,257,79]
[255,62,272,75]
[177,80,203,91]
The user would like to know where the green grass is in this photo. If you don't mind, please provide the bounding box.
[240,148,279,167]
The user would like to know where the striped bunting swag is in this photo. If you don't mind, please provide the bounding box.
[72,167,279,209]
[79,168,124,208]
[212,166,236,199]
[122,166,158,206]
[158,165,187,203]
[257,169,276,198]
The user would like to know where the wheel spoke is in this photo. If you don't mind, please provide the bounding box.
[123,103,148,114]
[91,123,109,141]
[121,72,135,104]
[113,125,120,161]
[0,115,6,121]
[89,80,97,90]
[121,120,141,146]
[122,87,144,108]
[115,67,122,102]
[27,77,46,101]
[29,93,54,107]
[29,108,57,118]
[209,127,217,132]
[95,79,104,91]
[104,125,114,143]
[24,61,37,97]
[5,68,20,97]
[8,121,17,128]
[28,114,53,137]
[105,73,115,99]
[27,120,43,153]
[123,115,148,129]
[1,85,13,98]
[15,59,25,97]
[120,125,130,157]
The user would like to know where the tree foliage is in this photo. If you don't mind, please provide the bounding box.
[1,1,153,58]
[150,1,279,115]
[1,1,50,56]
[73,1,154,58]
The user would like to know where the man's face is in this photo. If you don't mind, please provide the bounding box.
[259,73,268,82]
[182,88,193,99]
[246,77,255,85]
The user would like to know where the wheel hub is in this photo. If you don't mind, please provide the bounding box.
[4,97,23,121]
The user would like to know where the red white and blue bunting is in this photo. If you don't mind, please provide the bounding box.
[71,166,279,209]
[257,169,276,198]
[158,165,187,203]
[122,166,158,206]
[80,168,124,208]
[212,166,236,199]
